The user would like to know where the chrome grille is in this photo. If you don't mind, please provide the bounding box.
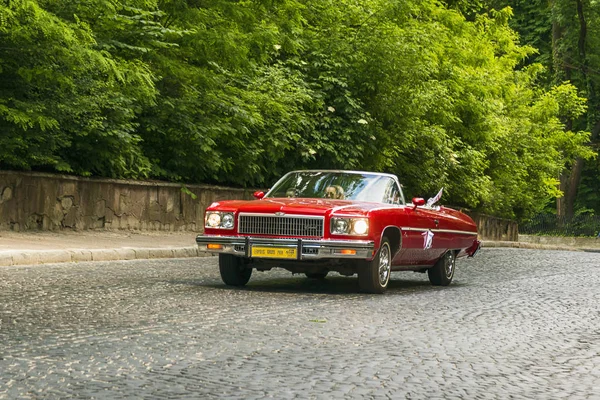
[238,214,324,237]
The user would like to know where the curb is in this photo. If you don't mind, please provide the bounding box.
[482,241,583,252]
[0,246,215,267]
[0,241,592,268]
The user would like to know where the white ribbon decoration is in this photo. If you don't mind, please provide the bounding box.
[422,230,434,250]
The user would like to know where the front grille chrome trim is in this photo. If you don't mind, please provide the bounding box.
[238,213,325,238]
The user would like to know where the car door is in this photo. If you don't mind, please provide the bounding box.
[413,207,446,264]
[392,205,438,266]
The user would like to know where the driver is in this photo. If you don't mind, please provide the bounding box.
[324,185,345,200]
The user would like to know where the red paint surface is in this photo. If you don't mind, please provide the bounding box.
[205,198,478,267]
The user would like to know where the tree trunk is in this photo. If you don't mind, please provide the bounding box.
[557,174,567,217]
[565,159,583,218]
[556,0,590,219]
[550,0,564,85]
[557,119,573,217]
[592,120,600,141]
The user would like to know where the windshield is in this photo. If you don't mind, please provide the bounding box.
[266,171,404,205]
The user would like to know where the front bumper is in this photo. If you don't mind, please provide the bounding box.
[196,235,375,260]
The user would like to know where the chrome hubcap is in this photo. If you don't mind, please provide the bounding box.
[445,252,455,279]
[378,243,391,286]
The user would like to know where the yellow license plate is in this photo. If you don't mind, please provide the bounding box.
[251,246,297,259]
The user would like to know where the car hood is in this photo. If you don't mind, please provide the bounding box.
[207,198,387,216]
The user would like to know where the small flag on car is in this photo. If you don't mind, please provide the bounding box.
[426,187,444,207]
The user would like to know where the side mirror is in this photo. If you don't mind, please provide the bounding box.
[253,191,265,200]
[412,197,425,209]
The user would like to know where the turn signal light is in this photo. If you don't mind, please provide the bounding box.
[207,244,223,250]
[339,249,356,255]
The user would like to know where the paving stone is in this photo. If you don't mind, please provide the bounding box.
[132,248,150,259]
[34,250,72,264]
[148,248,174,259]
[115,248,137,261]
[1,248,599,399]
[69,250,93,262]
[90,249,120,261]
[11,252,40,265]
[171,247,198,258]
[0,253,12,266]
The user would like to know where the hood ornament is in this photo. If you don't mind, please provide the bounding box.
[275,211,285,216]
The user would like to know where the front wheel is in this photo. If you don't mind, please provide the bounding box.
[428,251,455,286]
[358,237,392,294]
[219,254,252,286]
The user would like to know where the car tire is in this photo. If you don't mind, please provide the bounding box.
[428,251,455,286]
[358,237,392,294]
[219,254,252,286]
[305,272,328,279]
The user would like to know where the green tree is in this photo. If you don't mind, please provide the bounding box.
[1,0,596,221]
[478,0,600,217]
[0,0,155,178]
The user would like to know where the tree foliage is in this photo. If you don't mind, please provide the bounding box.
[478,0,600,217]
[1,0,597,219]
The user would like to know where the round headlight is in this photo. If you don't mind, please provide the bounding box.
[335,219,349,234]
[222,213,234,228]
[206,213,221,227]
[353,219,368,235]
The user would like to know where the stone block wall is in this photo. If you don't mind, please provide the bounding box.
[0,171,255,232]
[468,212,519,241]
[0,171,520,240]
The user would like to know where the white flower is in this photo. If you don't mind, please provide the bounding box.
[327,106,335,112]
[273,44,281,50]
[357,119,368,125]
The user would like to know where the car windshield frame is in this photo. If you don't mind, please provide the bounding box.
[265,171,406,205]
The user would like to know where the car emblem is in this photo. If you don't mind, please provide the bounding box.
[275,212,285,216]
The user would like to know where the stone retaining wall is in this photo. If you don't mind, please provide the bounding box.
[0,171,255,231]
[468,212,519,242]
[0,171,519,239]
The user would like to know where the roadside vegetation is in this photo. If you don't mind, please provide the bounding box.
[1,0,598,221]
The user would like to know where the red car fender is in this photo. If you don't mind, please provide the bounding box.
[366,224,403,261]
[466,239,482,257]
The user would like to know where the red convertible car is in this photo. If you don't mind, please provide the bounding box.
[196,170,480,293]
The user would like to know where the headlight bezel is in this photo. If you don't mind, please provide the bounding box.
[205,211,235,229]
[330,217,369,236]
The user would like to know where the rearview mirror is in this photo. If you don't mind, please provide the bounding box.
[253,191,265,200]
[412,197,425,209]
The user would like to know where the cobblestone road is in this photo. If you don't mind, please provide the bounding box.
[1,248,600,399]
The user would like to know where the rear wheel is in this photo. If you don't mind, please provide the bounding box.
[305,272,328,279]
[358,237,391,294]
[219,254,252,286]
[428,251,455,286]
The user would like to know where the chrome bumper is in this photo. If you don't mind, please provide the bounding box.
[196,235,375,260]
[467,240,482,258]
